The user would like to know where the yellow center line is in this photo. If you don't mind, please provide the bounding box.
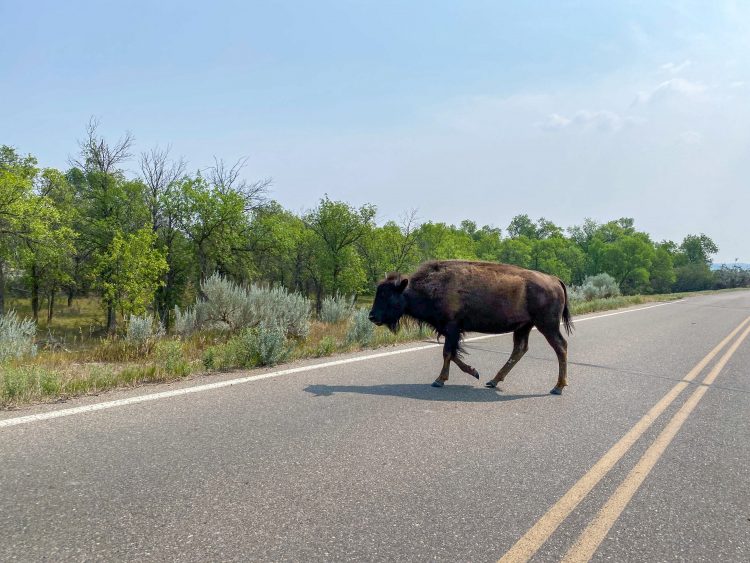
[562,322,750,562]
[498,315,750,563]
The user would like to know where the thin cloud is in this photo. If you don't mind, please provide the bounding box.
[539,110,628,132]
[539,113,572,130]
[634,78,707,104]
[679,131,702,145]
[660,60,692,74]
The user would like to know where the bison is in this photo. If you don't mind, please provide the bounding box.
[368,260,573,394]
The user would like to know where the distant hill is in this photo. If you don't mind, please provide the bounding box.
[711,262,750,271]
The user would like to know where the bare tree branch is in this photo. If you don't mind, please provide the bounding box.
[140,145,186,230]
[69,117,134,174]
[207,156,270,212]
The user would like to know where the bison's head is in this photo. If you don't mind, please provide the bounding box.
[369,274,408,332]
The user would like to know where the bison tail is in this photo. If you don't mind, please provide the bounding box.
[560,280,574,335]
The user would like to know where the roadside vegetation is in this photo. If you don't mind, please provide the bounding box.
[2,123,749,408]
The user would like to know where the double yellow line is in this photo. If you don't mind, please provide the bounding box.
[499,315,750,563]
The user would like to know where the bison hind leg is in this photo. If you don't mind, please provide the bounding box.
[538,323,568,395]
[486,323,533,389]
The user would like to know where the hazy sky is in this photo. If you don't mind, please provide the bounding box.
[1,1,748,261]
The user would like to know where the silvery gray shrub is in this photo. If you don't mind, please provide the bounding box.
[195,273,311,338]
[319,293,355,324]
[570,273,621,302]
[173,305,197,336]
[194,273,247,330]
[346,308,374,346]
[248,322,289,366]
[126,313,164,344]
[0,311,37,362]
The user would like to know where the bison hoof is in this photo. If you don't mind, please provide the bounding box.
[550,386,564,395]
[485,381,497,389]
[471,368,480,379]
[431,379,445,388]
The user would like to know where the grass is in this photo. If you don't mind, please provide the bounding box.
[5,296,123,354]
[1,288,747,409]
[569,293,680,315]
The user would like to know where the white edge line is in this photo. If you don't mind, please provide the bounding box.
[0,300,681,429]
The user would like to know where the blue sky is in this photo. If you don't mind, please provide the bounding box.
[1,1,748,261]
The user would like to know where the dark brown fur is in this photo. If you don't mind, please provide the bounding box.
[369,260,572,393]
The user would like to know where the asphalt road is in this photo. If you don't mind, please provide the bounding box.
[2,291,749,562]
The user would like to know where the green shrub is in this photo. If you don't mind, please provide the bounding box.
[154,340,191,377]
[1,365,61,405]
[202,346,218,370]
[203,322,290,371]
[315,336,337,357]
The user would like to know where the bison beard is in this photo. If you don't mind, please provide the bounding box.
[369,260,572,394]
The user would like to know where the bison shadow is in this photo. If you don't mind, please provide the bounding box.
[303,383,547,402]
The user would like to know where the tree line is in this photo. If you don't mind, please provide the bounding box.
[0,121,742,333]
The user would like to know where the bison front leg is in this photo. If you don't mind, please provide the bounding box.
[432,353,452,387]
[432,325,478,388]
[452,356,480,379]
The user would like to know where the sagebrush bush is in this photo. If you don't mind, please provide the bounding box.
[319,293,355,323]
[174,305,197,336]
[243,285,311,339]
[249,322,290,366]
[195,273,311,338]
[195,273,247,330]
[570,273,621,302]
[0,311,37,362]
[346,308,375,346]
[125,313,164,344]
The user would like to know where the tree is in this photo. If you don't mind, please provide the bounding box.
[357,210,421,290]
[497,237,533,268]
[0,146,38,313]
[567,218,600,253]
[70,119,155,332]
[536,217,564,239]
[92,228,168,319]
[529,237,585,284]
[599,233,655,294]
[139,146,188,326]
[177,159,269,285]
[0,148,73,316]
[415,222,476,262]
[673,234,718,291]
[304,196,376,303]
[649,244,676,294]
[250,202,309,290]
[677,234,718,266]
[23,168,77,322]
[506,214,538,239]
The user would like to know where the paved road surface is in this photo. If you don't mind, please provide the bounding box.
[2,291,749,562]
